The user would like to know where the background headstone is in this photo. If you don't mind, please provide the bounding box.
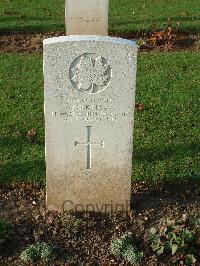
[44,36,137,212]
[65,0,108,35]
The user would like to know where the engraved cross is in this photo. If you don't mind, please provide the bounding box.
[75,126,104,169]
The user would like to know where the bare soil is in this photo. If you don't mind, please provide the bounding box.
[0,31,199,54]
[0,181,200,265]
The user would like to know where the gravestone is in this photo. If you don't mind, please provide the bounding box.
[65,0,108,35]
[44,36,137,212]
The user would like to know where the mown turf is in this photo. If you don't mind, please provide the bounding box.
[0,54,45,183]
[0,0,199,33]
[0,51,199,184]
[134,51,200,183]
[109,0,200,33]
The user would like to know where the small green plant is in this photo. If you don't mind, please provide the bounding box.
[0,219,12,243]
[185,254,196,265]
[61,214,87,234]
[149,218,198,264]
[110,234,143,265]
[20,242,55,263]
[187,215,200,229]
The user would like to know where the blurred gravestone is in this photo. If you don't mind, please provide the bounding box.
[65,0,108,35]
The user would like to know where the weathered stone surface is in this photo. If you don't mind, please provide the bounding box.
[65,0,108,35]
[43,36,137,212]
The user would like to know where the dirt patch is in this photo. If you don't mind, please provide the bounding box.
[0,30,199,54]
[0,32,64,54]
[112,30,200,53]
[0,181,200,265]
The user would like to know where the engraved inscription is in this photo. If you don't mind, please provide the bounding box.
[52,97,130,122]
[75,126,104,169]
[69,53,112,94]
[69,16,101,24]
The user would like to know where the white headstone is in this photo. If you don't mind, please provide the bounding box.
[43,36,137,212]
[65,0,108,35]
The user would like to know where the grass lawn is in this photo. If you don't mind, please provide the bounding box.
[0,51,199,184]
[0,0,199,33]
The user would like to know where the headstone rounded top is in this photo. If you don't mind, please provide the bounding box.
[43,35,137,48]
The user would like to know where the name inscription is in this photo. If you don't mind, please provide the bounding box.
[52,97,130,122]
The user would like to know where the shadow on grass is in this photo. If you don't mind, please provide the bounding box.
[0,14,54,22]
[110,15,199,24]
[0,24,64,34]
[133,142,200,163]
[0,14,199,34]
[0,160,45,184]
[1,138,199,183]
[0,16,65,34]
[0,134,45,183]
[109,16,200,33]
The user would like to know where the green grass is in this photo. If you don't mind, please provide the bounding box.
[0,54,45,183]
[0,0,199,33]
[134,51,200,183]
[110,0,200,33]
[0,51,199,184]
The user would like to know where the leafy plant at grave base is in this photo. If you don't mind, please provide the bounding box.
[0,219,12,243]
[20,242,55,263]
[187,215,200,229]
[187,215,200,248]
[149,218,200,265]
[61,215,87,234]
[110,234,143,265]
[185,254,197,265]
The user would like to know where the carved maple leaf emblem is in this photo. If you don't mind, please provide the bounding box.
[71,54,111,94]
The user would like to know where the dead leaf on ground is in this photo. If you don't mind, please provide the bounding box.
[135,103,145,111]
[26,128,37,141]
[180,12,189,16]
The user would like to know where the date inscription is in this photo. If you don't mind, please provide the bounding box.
[51,97,130,122]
